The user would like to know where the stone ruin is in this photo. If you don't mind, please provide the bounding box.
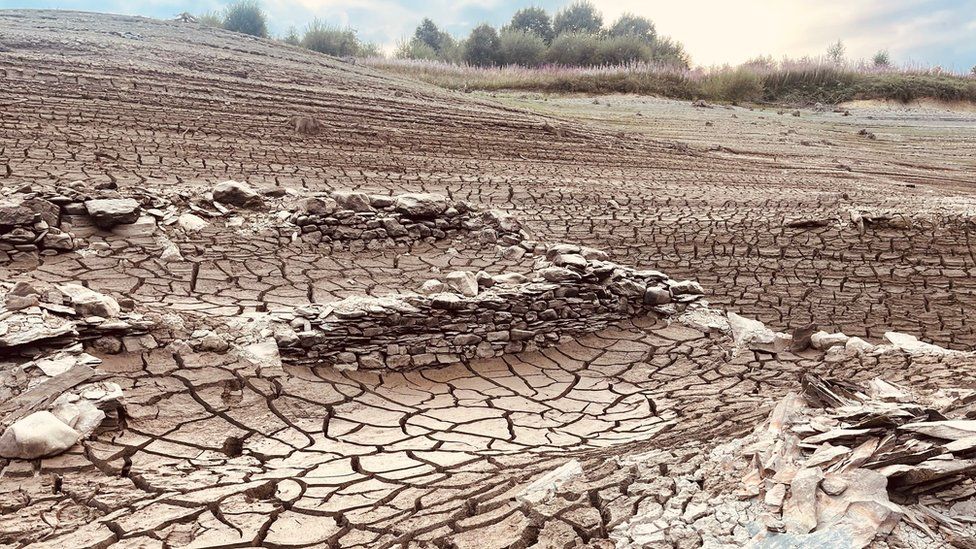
[0,182,157,261]
[0,280,153,460]
[275,243,705,370]
[285,189,524,249]
[1,182,526,266]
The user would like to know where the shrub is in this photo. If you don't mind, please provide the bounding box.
[464,24,500,67]
[873,50,891,67]
[197,11,222,27]
[282,26,300,46]
[222,0,268,38]
[437,35,466,64]
[553,1,602,35]
[827,40,845,64]
[700,67,764,103]
[649,36,690,69]
[396,39,439,60]
[596,35,652,65]
[301,20,362,57]
[497,30,546,67]
[545,33,601,66]
[508,7,554,43]
[608,14,656,44]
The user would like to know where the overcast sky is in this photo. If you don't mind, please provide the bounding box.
[6,0,976,70]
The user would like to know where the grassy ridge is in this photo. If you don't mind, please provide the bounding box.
[364,58,976,105]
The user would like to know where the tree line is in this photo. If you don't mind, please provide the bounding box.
[198,0,689,68]
[399,2,688,68]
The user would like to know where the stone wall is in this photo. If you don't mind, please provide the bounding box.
[285,190,524,250]
[0,195,74,256]
[274,246,705,370]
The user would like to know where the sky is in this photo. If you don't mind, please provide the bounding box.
[4,0,976,70]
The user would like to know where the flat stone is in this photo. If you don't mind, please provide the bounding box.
[331,191,373,212]
[57,284,120,318]
[213,181,265,208]
[177,213,209,232]
[394,193,448,218]
[538,267,581,283]
[84,198,141,228]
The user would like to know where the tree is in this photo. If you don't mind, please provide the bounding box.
[827,40,845,64]
[414,18,445,51]
[222,0,268,38]
[608,13,656,44]
[872,49,891,67]
[545,33,601,66]
[553,1,602,36]
[283,26,300,46]
[464,24,500,67]
[508,7,554,43]
[497,30,546,66]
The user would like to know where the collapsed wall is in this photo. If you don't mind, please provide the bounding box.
[275,244,705,370]
[0,281,153,460]
[285,190,524,249]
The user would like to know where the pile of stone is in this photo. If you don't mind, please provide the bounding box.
[0,345,123,460]
[738,373,976,548]
[0,281,151,460]
[274,243,705,371]
[719,311,968,358]
[1,183,164,261]
[0,195,74,258]
[285,190,524,249]
[0,281,154,354]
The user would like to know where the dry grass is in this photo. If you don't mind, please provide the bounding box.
[364,57,976,105]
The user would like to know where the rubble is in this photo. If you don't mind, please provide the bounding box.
[736,373,976,548]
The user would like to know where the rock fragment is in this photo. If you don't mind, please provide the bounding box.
[84,198,141,228]
[0,411,81,459]
[213,180,265,208]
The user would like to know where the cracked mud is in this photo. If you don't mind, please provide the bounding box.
[2,10,976,549]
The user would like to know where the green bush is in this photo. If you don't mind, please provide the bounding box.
[497,30,546,66]
[395,39,439,60]
[700,67,764,103]
[553,1,602,35]
[873,50,891,67]
[508,7,554,43]
[464,24,500,67]
[222,0,268,38]
[197,11,222,27]
[301,20,362,57]
[545,33,601,66]
[650,36,690,69]
[282,26,300,46]
[596,35,652,65]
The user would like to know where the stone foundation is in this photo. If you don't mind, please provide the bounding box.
[274,251,704,370]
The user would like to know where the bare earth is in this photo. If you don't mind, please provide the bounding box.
[1,10,976,549]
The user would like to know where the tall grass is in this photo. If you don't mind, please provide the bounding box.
[363,57,976,104]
